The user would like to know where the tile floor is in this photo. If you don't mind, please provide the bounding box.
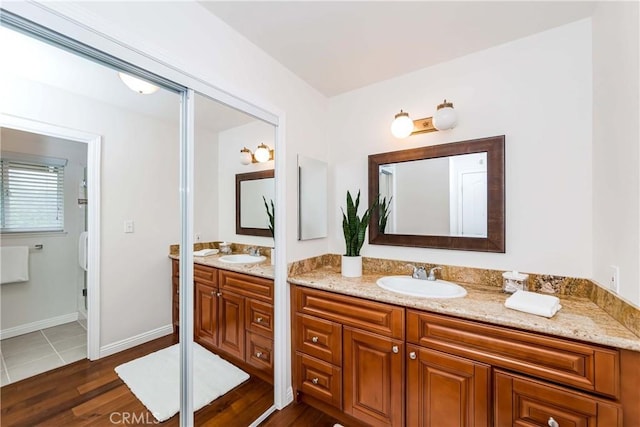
[1,321,87,386]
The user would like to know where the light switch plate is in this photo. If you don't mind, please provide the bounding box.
[124,220,134,233]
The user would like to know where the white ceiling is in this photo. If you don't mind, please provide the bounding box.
[201,1,596,96]
[1,27,255,133]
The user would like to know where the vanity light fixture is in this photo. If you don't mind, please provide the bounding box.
[391,99,458,139]
[118,72,159,95]
[239,143,275,165]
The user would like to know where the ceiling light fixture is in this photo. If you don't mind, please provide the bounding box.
[240,143,275,165]
[391,99,458,139]
[118,72,159,95]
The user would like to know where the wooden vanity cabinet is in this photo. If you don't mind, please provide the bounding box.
[293,286,405,427]
[291,284,634,427]
[171,259,274,382]
[406,344,490,427]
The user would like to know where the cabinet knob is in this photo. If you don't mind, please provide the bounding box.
[409,351,417,360]
[256,351,263,358]
[311,336,319,343]
[548,417,559,427]
[256,317,263,323]
[392,345,399,354]
[311,378,319,385]
[216,292,222,297]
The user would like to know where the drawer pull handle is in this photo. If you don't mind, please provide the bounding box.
[409,351,417,360]
[311,336,319,343]
[311,378,319,385]
[548,417,559,427]
[392,345,399,354]
[256,317,263,323]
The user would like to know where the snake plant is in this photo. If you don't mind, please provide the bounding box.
[378,195,392,233]
[262,196,275,238]
[341,190,376,256]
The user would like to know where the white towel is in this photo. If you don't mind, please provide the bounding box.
[194,248,218,257]
[1,246,29,284]
[504,290,562,318]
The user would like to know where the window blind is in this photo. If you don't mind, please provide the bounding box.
[0,158,65,233]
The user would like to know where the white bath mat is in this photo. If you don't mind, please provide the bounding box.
[115,343,249,422]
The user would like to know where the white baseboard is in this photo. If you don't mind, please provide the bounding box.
[0,312,79,340]
[99,324,173,358]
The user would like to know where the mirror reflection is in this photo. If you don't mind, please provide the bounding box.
[236,169,275,236]
[369,136,505,252]
[379,152,487,237]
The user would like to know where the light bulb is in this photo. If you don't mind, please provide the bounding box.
[390,110,414,139]
[254,144,271,163]
[118,72,159,95]
[239,148,252,165]
[432,100,457,130]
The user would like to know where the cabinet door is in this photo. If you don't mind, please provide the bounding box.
[195,282,217,349]
[407,344,490,427]
[343,327,404,427]
[494,370,621,427]
[218,290,245,360]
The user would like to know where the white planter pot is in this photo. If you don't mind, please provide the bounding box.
[341,255,362,278]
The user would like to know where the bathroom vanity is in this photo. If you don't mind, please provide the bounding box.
[289,269,640,427]
[171,258,274,383]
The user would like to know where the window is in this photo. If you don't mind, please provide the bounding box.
[1,157,65,233]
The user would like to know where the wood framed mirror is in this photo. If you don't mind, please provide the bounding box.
[235,169,274,237]
[368,135,505,252]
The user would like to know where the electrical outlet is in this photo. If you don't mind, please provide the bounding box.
[124,220,134,233]
[195,233,201,242]
[608,265,620,293]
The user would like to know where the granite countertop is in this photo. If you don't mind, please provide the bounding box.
[168,254,275,280]
[288,266,640,352]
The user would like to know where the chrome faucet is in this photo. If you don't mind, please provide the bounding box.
[246,247,261,256]
[407,264,428,280]
[427,266,442,281]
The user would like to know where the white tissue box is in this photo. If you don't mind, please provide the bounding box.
[504,290,562,318]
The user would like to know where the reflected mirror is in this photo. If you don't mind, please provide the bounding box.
[298,155,328,240]
[236,169,275,236]
[369,135,505,252]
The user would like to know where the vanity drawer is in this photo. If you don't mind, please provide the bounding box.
[220,270,273,302]
[295,352,342,410]
[294,286,404,339]
[295,314,342,365]
[194,263,217,286]
[407,310,620,398]
[246,299,273,338]
[494,370,621,427]
[246,331,273,376]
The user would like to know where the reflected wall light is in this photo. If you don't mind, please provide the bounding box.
[118,72,159,95]
[390,99,458,139]
[239,143,274,165]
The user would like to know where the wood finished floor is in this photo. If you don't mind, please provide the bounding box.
[0,335,278,426]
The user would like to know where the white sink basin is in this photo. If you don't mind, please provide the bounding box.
[376,275,467,298]
[218,254,266,264]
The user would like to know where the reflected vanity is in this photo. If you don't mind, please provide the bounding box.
[368,135,505,252]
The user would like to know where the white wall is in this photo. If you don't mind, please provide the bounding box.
[1,129,87,331]
[51,1,331,263]
[592,2,640,306]
[328,20,593,278]
[2,75,182,346]
[218,121,276,247]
